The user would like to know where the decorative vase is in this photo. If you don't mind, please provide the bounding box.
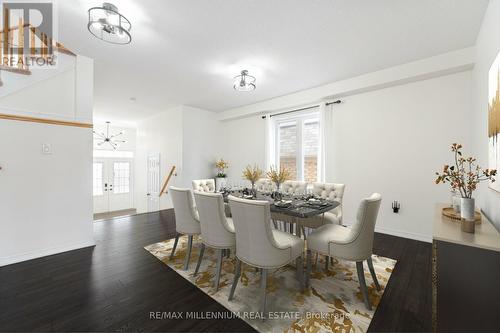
[251,184,257,198]
[460,197,475,221]
[215,177,227,191]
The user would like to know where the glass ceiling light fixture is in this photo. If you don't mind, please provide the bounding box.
[93,121,127,150]
[233,70,256,92]
[88,2,132,44]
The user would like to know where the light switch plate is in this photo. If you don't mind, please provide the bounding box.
[42,143,52,155]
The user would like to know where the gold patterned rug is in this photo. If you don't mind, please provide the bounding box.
[145,236,396,333]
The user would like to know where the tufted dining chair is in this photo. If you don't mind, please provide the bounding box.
[271,180,308,233]
[281,180,308,195]
[193,191,236,291]
[192,179,216,193]
[227,195,305,317]
[169,187,201,270]
[255,178,276,193]
[305,193,382,310]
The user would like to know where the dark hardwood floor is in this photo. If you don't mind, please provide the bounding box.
[0,210,431,332]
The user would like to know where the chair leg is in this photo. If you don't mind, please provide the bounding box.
[214,249,223,291]
[183,235,193,270]
[367,257,381,291]
[272,219,278,229]
[296,255,304,291]
[356,261,372,310]
[315,253,319,267]
[194,243,205,276]
[228,259,241,301]
[325,256,329,271]
[301,226,307,240]
[330,257,334,265]
[306,249,312,287]
[170,233,179,260]
[260,269,268,318]
[226,248,230,258]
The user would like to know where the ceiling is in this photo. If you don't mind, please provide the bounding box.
[58,0,488,123]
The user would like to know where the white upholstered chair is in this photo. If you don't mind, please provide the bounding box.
[255,178,275,193]
[169,187,201,270]
[306,193,382,310]
[227,195,305,317]
[192,179,216,193]
[193,191,236,291]
[281,180,308,195]
[308,182,346,225]
[271,180,308,233]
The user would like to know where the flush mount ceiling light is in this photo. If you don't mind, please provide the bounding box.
[233,70,256,92]
[88,2,132,44]
[93,121,127,150]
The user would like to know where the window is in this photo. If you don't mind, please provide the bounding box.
[93,163,104,196]
[275,111,320,182]
[113,162,130,194]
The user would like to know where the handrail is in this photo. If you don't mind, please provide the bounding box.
[0,10,76,74]
[159,166,176,196]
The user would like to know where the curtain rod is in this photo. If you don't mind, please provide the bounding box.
[262,100,341,119]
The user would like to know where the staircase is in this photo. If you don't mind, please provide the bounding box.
[0,9,75,88]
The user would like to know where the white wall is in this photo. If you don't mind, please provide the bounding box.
[220,70,473,242]
[220,115,266,185]
[472,0,500,229]
[0,56,95,266]
[135,107,184,213]
[181,106,221,187]
[329,72,472,241]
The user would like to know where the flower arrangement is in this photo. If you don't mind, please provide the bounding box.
[242,164,263,189]
[215,158,229,178]
[435,143,496,198]
[267,165,292,190]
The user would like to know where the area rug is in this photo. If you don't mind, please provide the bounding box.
[145,237,396,333]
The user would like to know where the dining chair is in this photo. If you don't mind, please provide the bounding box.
[255,178,275,193]
[305,193,382,310]
[281,180,308,195]
[192,179,216,193]
[227,195,305,317]
[273,180,308,232]
[169,187,201,270]
[193,191,236,291]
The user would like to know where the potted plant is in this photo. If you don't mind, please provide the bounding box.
[267,165,292,201]
[242,164,263,197]
[435,143,497,232]
[215,158,229,191]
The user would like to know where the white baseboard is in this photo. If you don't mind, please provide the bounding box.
[0,239,96,267]
[374,226,432,243]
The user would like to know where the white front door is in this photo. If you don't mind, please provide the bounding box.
[93,158,134,214]
[147,153,160,212]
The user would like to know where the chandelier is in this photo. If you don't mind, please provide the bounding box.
[93,121,126,150]
[87,2,132,44]
[233,70,256,92]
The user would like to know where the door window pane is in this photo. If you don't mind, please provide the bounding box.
[93,163,104,196]
[113,162,130,194]
[303,120,319,183]
[279,121,297,180]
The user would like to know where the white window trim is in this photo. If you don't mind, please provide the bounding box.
[274,109,320,182]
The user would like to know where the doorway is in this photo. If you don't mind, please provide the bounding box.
[93,158,135,217]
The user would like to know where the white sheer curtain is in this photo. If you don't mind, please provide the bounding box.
[264,115,275,171]
[318,102,333,182]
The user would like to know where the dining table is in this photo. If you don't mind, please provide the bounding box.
[222,190,340,238]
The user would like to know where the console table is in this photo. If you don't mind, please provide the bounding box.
[432,203,500,332]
